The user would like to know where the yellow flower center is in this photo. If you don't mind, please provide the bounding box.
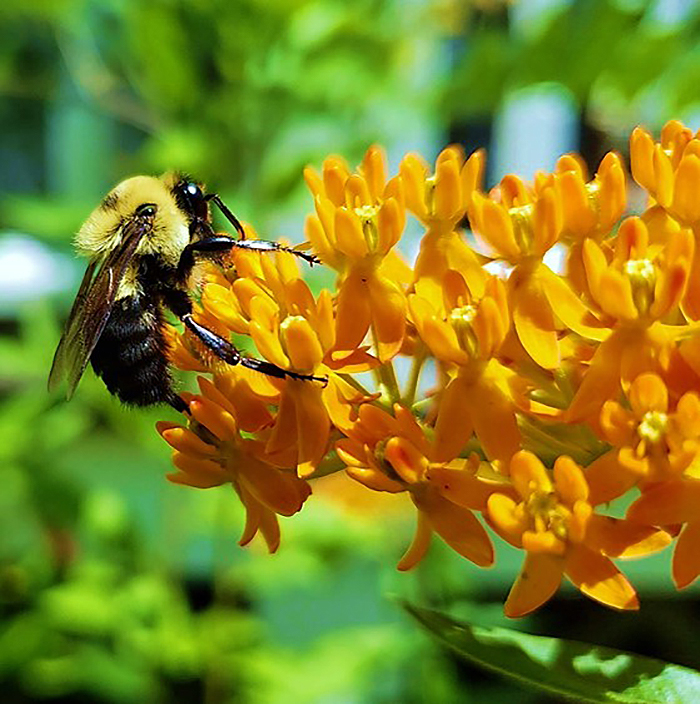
[354,204,379,250]
[638,410,668,444]
[509,204,534,254]
[449,305,478,356]
[525,489,570,541]
[624,258,656,315]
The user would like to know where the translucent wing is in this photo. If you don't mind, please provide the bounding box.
[48,217,151,398]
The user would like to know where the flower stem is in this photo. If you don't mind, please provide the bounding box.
[403,344,427,406]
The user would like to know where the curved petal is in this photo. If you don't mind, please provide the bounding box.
[385,437,428,485]
[565,544,639,611]
[397,509,432,571]
[189,396,239,442]
[432,374,474,463]
[487,493,526,547]
[434,156,463,222]
[511,269,560,369]
[463,372,521,465]
[345,465,405,493]
[368,275,407,361]
[627,479,700,524]
[672,155,700,224]
[292,382,331,477]
[158,423,217,458]
[565,333,624,424]
[426,465,512,511]
[584,514,672,558]
[553,456,589,505]
[504,552,563,618]
[414,489,494,567]
[335,272,372,351]
[249,320,290,369]
[539,265,609,342]
[584,450,639,506]
[630,126,655,192]
[628,373,668,416]
[238,455,311,516]
[510,450,552,497]
[281,316,323,371]
[672,520,700,589]
[597,269,638,321]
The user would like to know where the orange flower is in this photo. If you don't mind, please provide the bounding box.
[401,146,487,301]
[553,152,627,296]
[629,120,700,319]
[586,373,700,504]
[409,271,521,465]
[157,383,311,553]
[562,216,693,423]
[469,173,564,369]
[487,451,670,617]
[305,145,409,360]
[336,403,508,570]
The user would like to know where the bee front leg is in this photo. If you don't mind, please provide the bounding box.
[181,314,327,385]
[177,236,236,279]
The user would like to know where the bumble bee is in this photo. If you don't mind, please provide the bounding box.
[48,172,324,412]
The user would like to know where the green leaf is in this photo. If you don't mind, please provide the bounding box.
[403,603,700,703]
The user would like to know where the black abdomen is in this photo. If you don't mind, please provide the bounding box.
[90,296,182,409]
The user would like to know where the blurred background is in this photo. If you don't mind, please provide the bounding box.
[2,0,700,702]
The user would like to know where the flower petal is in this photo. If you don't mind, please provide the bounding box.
[672,520,700,589]
[432,374,474,463]
[397,509,432,571]
[413,488,494,567]
[627,479,700,524]
[565,544,639,611]
[335,272,372,351]
[504,552,563,618]
[584,514,671,558]
[585,450,638,506]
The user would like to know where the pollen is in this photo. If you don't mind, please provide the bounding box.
[354,204,380,250]
[525,489,570,541]
[638,410,668,444]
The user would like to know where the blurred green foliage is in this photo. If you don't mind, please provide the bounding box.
[2,0,700,702]
[445,0,700,146]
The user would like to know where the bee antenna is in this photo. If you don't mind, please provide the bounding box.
[205,193,246,240]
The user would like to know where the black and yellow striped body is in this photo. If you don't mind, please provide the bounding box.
[89,295,179,408]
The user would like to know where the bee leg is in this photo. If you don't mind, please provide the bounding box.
[169,394,189,414]
[181,314,328,385]
[204,193,246,238]
[204,194,320,265]
[177,235,237,278]
[227,239,321,266]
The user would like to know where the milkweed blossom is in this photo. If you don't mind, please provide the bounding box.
[159,122,700,617]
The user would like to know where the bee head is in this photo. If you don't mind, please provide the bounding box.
[173,177,209,223]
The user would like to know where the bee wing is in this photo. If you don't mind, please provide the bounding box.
[48,217,151,398]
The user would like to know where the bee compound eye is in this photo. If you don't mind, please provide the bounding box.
[186,182,202,199]
[136,203,157,217]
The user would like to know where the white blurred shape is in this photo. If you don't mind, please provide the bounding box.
[0,234,74,306]
[492,83,578,183]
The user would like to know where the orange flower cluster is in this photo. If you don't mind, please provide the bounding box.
[159,120,700,618]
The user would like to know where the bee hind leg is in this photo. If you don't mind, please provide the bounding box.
[181,314,327,385]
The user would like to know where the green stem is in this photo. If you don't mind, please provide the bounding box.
[519,417,590,463]
[376,360,401,406]
[403,344,427,406]
[337,372,373,397]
